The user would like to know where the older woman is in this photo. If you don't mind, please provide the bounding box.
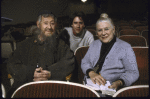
[81,13,139,96]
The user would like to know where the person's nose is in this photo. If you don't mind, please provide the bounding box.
[77,23,80,28]
[102,29,106,35]
[47,23,52,29]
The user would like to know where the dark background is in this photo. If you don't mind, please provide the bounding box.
[1,0,148,26]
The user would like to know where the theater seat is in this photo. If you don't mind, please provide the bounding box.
[119,26,134,32]
[135,26,148,34]
[141,30,149,46]
[1,33,16,59]
[74,46,89,84]
[132,22,145,28]
[119,35,147,47]
[113,85,149,97]
[1,42,13,59]
[87,29,96,35]
[11,81,100,98]
[119,29,140,36]
[87,29,98,40]
[132,47,149,85]
[86,26,96,30]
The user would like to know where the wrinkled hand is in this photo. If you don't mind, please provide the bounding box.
[89,71,106,85]
[33,67,51,81]
[108,80,123,90]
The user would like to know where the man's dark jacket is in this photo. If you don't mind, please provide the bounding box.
[7,32,75,89]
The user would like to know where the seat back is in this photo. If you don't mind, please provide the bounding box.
[1,33,16,59]
[11,81,100,98]
[119,26,134,32]
[118,22,130,26]
[132,22,145,28]
[87,29,98,40]
[141,30,149,46]
[1,42,13,58]
[113,85,149,97]
[132,47,149,85]
[87,29,96,35]
[74,46,89,84]
[119,29,140,36]
[135,26,148,34]
[11,28,26,42]
[86,26,96,30]
[119,35,147,47]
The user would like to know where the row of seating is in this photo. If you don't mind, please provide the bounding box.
[119,35,148,47]
[87,28,149,47]
[86,19,148,37]
[1,18,148,97]
[75,46,149,84]
[115,20,148,27]
[74,46,149,97]
[1,20,149,97]
[87,26,148,37]
[118,26,148,33]
[2,81,148,97]
[118,29,148,36]
[2,46,148,97]
[87,20,148,30]
[87,25,148,34]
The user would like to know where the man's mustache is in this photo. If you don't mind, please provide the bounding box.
[45,28,54,32]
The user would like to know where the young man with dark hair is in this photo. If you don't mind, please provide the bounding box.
[61,11,94,52]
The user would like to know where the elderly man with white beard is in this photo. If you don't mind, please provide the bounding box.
[6,10,75,98]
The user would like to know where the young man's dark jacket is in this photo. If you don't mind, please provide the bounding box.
[7,31,75,90]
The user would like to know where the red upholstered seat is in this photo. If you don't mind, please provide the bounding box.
[119,26,134,32]
[87,29,98,40]
[132,47,149,85]
[11,81,100,98]
[87,29,96,35]
[74,46,89,84]
[141,30,149,46]
[135,26,148,34]
[86,26,96,30]
[113,85,149,97]
[119,29,140,36]
[119,35,147,47]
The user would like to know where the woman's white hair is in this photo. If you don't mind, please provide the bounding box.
[37,14,57,24]
[96,13,114,29]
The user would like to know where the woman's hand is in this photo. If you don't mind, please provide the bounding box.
[33,67,51,81]
[89,71,106,85]
[108,80,123,90]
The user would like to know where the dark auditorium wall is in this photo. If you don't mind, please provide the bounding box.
[1,0,96,26]
[1,0,70,25]
[1,0,148,26]
[106,0,148,20]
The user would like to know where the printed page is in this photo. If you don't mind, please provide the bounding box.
[86,78,116,95]
[85,78,100,90]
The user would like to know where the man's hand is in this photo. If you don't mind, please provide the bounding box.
[108,80,123,90]
[33,67,51,81]
[89,71,106,85]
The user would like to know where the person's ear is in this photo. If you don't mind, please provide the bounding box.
[37,21,40,28]
[113,26,115,34]
[83,24,85,28]
[55,23,57,26]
